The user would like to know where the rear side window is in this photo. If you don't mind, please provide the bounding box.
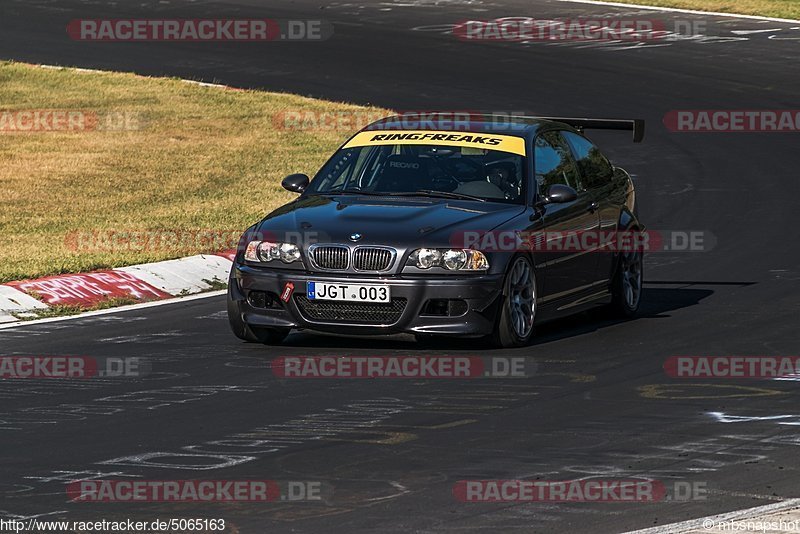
[562,131,614,189]
[534,131,583,193]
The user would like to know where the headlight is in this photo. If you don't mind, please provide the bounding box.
[442,249,467,270]
[408,248,489,271]
[416,248,442,269]
[279,242,301,263]
[244,241,302,264]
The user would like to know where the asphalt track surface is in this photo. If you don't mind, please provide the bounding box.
[2,0,800,532]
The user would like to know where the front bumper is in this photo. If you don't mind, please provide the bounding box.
[229,264,504,336]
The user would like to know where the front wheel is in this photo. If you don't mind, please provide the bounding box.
[491,255,536,348]
[610,249,643,318]
[227,293,290,344]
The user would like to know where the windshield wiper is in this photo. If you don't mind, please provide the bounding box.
[391,190,487,202]
[318,189,385,196]
[316,189,487,202]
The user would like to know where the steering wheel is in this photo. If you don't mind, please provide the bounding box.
[430,158,484,191]
[443,157,484,180]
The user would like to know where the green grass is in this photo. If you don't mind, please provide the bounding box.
[0,61,389,283]
[607,0,800,19]
[202,277,229,291]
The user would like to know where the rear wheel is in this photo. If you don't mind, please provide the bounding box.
[491,255,536,348]
[610,248,643,318]
[227,293,290,344]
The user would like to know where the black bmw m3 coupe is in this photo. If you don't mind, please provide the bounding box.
[228,114,645,347]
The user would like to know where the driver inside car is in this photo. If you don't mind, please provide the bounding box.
[486,162,520,199]
[454,161,520,200]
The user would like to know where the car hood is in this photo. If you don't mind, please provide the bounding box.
[256,194,525,248]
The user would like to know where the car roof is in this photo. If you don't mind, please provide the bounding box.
[362,113,563,137]
[359,114,646,144]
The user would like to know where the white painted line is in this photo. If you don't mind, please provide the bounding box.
[73,67,110,74]
[0,290,226,330]
[33,64,239,91]
[37,64,110,74]
[555,0,800,24]
[623,498,800,533]
[181,79,233,89]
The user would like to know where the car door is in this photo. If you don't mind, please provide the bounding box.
[531,130,602,304]
[562,131,618,283]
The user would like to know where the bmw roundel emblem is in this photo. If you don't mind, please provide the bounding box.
[349,233,362,242]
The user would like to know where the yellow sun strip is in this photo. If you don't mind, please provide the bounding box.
[342,130,527,156]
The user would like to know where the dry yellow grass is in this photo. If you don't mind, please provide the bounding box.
[605,0,800,19]
[0,62,389,283]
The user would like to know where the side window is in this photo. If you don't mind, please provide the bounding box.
[319,146,389,190]
[317,149,358,190]
[534,131,583,193]
[562,131,614,189]
[360,146,395,189]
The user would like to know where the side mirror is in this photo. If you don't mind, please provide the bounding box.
[281,173,309,193]
[543,184,578,204]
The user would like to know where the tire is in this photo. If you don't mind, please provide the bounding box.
[610,248,643,318]
[227,292,290,344]
[491,255,536,348]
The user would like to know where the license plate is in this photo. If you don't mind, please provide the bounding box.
[307,282,391,303]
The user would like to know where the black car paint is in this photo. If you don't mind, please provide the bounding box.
[229,118,642,338]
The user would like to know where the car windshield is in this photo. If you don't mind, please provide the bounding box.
[305,142,527,204]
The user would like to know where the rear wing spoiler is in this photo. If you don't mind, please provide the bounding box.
[532,117,646,143]
[368,113,645,142]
